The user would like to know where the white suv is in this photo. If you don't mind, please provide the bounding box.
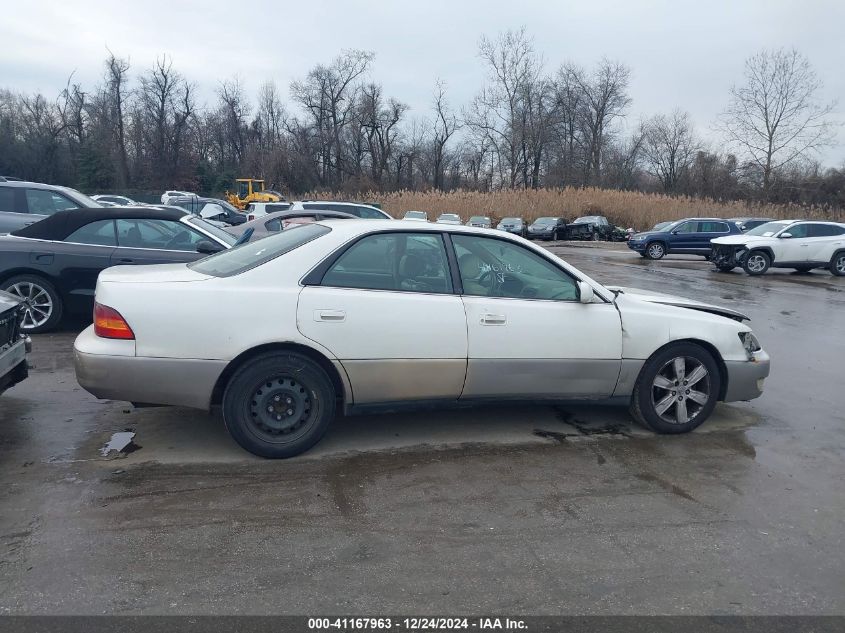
[711,219,845,276]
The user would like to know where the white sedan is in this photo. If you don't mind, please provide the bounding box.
[74,220,770,458]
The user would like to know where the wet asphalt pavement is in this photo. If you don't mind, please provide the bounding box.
[1,244,844,615]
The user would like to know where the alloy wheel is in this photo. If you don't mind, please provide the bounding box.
[6,281,53,329]
[651,356,711,425]
[835,255,845,275]
[647,243,664,259]
[746,254,767,273]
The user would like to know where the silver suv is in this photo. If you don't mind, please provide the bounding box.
[0,180,100,233]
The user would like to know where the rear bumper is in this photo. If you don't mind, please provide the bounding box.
[723,351,770,402]
[73,326,226,410]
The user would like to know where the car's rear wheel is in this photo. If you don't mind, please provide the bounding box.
[793,266,813,273]
[3,274,63,333]
[743,250,771,275]
[645,242,666,260]
[630,342,721,434]
[716,264,736,272]
[222,352,336,458]
[830,252,845,277]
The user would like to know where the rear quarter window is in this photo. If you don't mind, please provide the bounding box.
[0,187,16,212]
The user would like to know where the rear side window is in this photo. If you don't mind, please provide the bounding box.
[321,232,452,293]
[0,187,15,212]
[65,220,117,246]
[189,224,330,277]
[807,224,845,237]
[700,221,729,232]
[25,189,79,215]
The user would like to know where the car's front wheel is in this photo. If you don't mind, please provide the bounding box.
[3,274,63,333]
[645,242,666,260]
[743,250,771,275]
[630,342,721,434]
[222,352,336,458]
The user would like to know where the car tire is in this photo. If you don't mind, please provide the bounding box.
[2,274,63,334]
[552,230,559,241]
[828,252,845,276]
[629,342,721,434]
[716,265,736,273]
[645,242,666,260]
[793,266,813,273]
[743,250,771,276]
[222,352,336,458]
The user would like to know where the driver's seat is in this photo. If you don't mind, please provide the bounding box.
[458,253,489,296]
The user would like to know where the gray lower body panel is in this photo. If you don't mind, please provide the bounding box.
[341,358,466,404]
[74,351,227,410]
[461,358,622,399]
[723,351,770,402]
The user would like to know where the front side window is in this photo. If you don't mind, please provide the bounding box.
[783,223,809,239]
[65,220,117,246]
[25,189,79,215]
[673,222,698,234]
[321,232,452,294]
[452,235,578,301]
[115,218,206,251]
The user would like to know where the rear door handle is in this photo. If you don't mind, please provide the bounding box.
[480,313,507,325]
[116,258,135,263]
[315,309,346,322]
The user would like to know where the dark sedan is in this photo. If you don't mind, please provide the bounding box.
[526,216,569,240]
[0,207,236,333]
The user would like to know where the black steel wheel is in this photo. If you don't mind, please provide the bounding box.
[222,352,336,458]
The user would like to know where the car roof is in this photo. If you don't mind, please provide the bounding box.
[313,218,534,238]
[11,206,188,241]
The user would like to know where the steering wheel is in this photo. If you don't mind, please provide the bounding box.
[164,231,190,250]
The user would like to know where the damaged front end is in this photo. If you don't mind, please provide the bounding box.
[710,243,748,269]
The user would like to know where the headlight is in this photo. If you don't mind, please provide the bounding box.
[739,332,761,358]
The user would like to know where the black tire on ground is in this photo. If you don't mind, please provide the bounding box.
[793,266,813,273]
[831,251,845,277]
[552,230,559,241]
[743,250,771,276]
[2,274,63,333]
[629,342,721,434]
[645,242,666,260]
[222,352,336,458]
[716,265,736,273]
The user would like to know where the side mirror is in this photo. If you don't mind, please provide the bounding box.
[196,240,224,254]
[780,232,793,239]
[578,281,594,304]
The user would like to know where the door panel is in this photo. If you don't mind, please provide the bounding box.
[51,243,115,314]
[297,286,468,403]
[460,298,623,399]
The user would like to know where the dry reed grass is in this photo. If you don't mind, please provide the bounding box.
[305,187,841,229]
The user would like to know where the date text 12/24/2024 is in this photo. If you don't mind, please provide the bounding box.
[308,618,528,630]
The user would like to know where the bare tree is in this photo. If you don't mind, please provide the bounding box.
[430,79,460,190]
[641,109,699,192]
[719,48,836,196]
[104,52,131,186]
[567,59,631,184]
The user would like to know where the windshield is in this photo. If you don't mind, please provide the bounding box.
[64,187,102,208]
[439,214,460,221]
[189,224,330,277]
[404,211,426,219]
[534,217,556,226]
[653,221,681,232]
[186,216,237,246]
[500,217,521,223]
[469,216,489,222]
[745,221,791,237]
[574,216,600,224]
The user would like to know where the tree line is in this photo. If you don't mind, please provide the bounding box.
[0,30,841,210]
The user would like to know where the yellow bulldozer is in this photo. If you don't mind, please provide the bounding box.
[225,178,285,210]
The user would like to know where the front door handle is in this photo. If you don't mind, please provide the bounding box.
[480,313,507,325]
[116,258,135,263]
[315,309,346,322]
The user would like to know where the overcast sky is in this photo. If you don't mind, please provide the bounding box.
[2,0,843,165]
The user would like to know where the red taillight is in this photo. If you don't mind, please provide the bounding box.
[94,303,135,339]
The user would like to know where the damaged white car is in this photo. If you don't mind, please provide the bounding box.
[74,220,770,458]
